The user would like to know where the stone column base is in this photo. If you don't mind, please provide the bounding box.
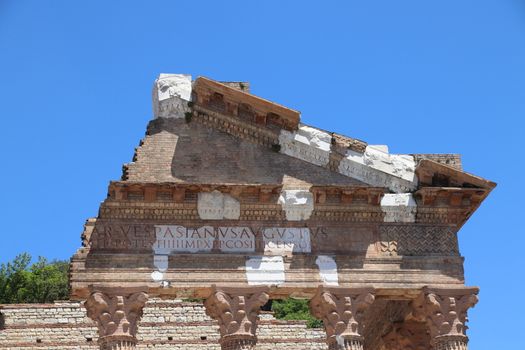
[328,336,364,350]
[433,335,468,350]
[220,335,257,350]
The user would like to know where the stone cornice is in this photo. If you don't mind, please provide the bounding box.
[102,182,476,225]
[194,77,300,131]
[414,187,488,207]
[193,104,281,148]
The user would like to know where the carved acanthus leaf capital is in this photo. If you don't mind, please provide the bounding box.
[84,286,148,344]
[310,287,375,343]
[412,287,478,342]
[204,286,269,340]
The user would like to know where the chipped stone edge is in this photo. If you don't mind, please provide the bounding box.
[277,189,314,221]
[197,190,240,220]
[380,193,417,223]
[152,73,192,119]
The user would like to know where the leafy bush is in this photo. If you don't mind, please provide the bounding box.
[0,253,69,303]
[271,298,323,328]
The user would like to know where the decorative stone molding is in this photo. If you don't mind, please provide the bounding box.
[204,286,269,350]
[278,189,314,221]
[310,287,375,350]
[193,77,300,131]
[412,287,478,350]
[380,193,417,223]
[152,74,192,119]
[197,190,241,220]
[378,225,459,256]
[84,286,148,350]
[338,146,418,193]
[279,124,332,167]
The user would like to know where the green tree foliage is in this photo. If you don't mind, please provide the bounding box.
[0,253,69,304]
[271,298,323,328]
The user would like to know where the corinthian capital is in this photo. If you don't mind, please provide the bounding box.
[84,286,148,350]
[413,287,478,349]
[204,285,269,350]
[310,287,375,350]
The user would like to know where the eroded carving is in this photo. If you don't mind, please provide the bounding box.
[379,226,459,256]
[204,286,269,350]
[412,288,478,350]
[310,287,375,350]
[84,287,148,350]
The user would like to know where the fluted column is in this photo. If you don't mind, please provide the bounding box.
[84,286,148,350]
[310,287,375,350]
[412,287,478,350]
[204,285,269,350]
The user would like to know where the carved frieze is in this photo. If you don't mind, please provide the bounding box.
[379,225,459,256]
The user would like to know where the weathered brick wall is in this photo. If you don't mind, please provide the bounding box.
[124,118,362,187]
[0,299,327,350]
[413,154,462,170]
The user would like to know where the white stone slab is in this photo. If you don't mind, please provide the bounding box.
[380,193,417,223]
[152,73,192,118]
[338,147,418,193]
[315,255,339,286]
[245,256,285,286]
[278,189,314,221]
[198,191,240,220]
[363,146,416,183]
[214,227,256,252]
[279,124,332,167]
[155,74,192,102]
[153,225,255,254]
[368,144,389,153]
[262,228,311,255]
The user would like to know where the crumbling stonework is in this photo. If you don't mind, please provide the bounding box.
[0,299,326,350]
[0,74,495,350]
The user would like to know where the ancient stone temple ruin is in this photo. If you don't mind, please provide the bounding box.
[0,74,495,350]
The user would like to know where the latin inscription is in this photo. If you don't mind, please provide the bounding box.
[89,223,374,255]
[153,225,311,254]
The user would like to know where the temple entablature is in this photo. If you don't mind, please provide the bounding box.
[66,73,495,350]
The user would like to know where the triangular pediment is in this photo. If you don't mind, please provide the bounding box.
[123,117,367,188]
[136,74,496,195]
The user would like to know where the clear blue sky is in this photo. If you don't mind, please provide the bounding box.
[0,1,523,347]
